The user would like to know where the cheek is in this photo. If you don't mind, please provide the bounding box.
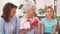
[13,11,16,16]
[50,13,53,16]
[14,11,16,15]
[46,13,53,17]
[30,11,34,15]
[46,13,49,15]
[10,12,13,16]
[29,10,35,15]
[32,10,34,12]
[10,11,16,16]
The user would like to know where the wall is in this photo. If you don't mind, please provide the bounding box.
[57,0,60,16]
[0,0,9,16]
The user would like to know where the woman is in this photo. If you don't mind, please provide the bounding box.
[41,6,57,34]
[20,3,40,34]
[0,3,20,34]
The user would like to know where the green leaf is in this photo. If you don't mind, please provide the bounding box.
[18,4,23,9]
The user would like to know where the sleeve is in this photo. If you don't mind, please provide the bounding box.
[0,18,5,34]
[16,17,20,34]
[41,18,45,25]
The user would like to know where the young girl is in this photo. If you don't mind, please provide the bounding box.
[41,6,57,34]
[20,3,39,34]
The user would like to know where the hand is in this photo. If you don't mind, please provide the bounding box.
[19,29,30,34]
[51,32,54,34]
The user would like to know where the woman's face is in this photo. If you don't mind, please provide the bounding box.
[28,6,35,16]
[46,8,54,18]
[10,8,16,17]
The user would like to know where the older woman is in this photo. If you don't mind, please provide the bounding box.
[19,3,40,34]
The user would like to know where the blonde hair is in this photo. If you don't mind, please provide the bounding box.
[45,6,55,19]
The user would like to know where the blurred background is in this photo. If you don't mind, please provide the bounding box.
[0,0,60,17]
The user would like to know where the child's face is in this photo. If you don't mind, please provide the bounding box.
[46,8,54,18]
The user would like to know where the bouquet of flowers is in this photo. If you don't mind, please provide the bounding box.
[27,16,38,26]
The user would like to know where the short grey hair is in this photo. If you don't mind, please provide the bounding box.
[22,2,35,13]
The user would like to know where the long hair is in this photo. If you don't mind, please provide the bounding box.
[45,6,55,19]
[2,3,17,22]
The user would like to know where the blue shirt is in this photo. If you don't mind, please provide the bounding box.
[41,18,57,33]
[0,16,20,34]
